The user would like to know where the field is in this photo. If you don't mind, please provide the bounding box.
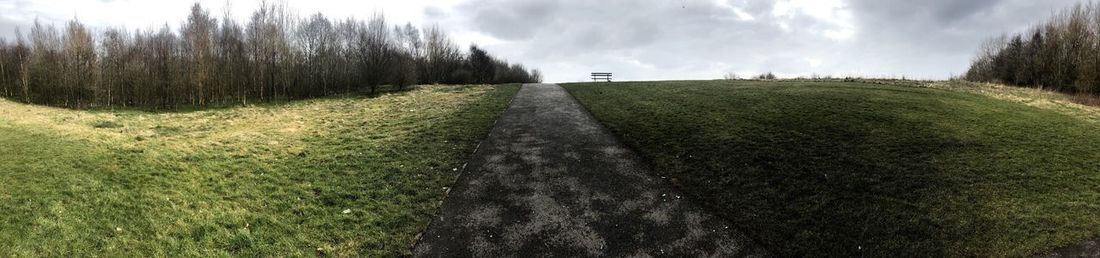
[563,80,1100,257]
[0,85,519,256]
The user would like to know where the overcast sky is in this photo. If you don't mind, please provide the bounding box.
[0,0,1083,82]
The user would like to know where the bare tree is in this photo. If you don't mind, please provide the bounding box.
[423,25,463,84]
[0,2,543,108]
[357,12,393,94]
[468,45,495,84]
[967,2,1100,95]
[392,23,421,89]
[99,28,128,107]
[298,13,335,95]
[182,3,217,106]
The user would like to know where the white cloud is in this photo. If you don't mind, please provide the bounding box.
[715,0,756,21]
[805,58,824,68]
[772,0,856,41]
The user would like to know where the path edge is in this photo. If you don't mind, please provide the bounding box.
[408,83,525,253]
[559,82,774,257]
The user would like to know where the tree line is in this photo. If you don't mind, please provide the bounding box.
[0,2,541,109]
[965,2,1100,95]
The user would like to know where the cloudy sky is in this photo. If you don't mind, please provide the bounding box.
[0,0,1083,82]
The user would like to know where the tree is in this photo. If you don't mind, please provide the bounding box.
[246,0,292,101]
[1064,3,1090,92]
[357,12,393,94]
[216,14,248,104]
[14,31,31,103]
[966,2,1100,95]
[396,22,423,60]
[298,13,334,95]
[757,72,777,80]
[62,19,96,107]
[530,69,543,83]
[150,25,181,107]
[467,45,495,84]
[423,25,463,84]
[392,22,422,89]
[1020,29,1045,86]
[995,34,1023,85]
[182,3,217,106]
[28,20,63,105]
[0,2,542,108]
[99,28,128,107]
[723,72,740,80]
[335,18,360,92]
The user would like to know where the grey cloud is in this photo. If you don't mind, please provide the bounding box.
[0,0,72,40]
[424,6,447,20]
[837,0,1080,77]
[0,17,25,41]
[464,1,559,41]
[450,0,1086,82]
[0,0,1086,82]
[457,0,854,81]
[849,0,1001,26]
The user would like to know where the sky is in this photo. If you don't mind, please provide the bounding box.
[0,0,1084,83]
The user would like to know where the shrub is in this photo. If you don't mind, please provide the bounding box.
[965,2,1100,95]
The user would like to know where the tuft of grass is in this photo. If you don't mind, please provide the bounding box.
[91,120,123,129]
[564,80,1100,257]
[0,84,520,256]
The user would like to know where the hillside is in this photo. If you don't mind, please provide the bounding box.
[564,80,1100,256]
[0,85,518,256]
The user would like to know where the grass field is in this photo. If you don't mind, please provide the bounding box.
[563,80,1100,257]
[0,84,519,256]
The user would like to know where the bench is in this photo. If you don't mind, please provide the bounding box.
[591,72,612,82]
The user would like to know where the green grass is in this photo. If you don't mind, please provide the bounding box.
[0,84,519,256]
[563,80,1100,257]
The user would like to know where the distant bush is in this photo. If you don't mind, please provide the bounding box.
[809,73,835,80]
[965,2,1100,95]
[756,72,778,80]
[723,72,740,80]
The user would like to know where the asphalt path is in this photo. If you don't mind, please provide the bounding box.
[414,83,767,257]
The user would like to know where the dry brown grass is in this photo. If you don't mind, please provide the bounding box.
[926,80,1100,124]
[1069,93,1100,107]
[0,85,497,161]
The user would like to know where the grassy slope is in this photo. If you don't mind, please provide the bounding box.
[0,85,519,256]
[563,80,1100,257]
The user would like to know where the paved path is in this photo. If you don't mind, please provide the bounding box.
[414,84,767,257]
[1039,239,1100,258]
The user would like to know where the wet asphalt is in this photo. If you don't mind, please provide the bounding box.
[413,83,768,257]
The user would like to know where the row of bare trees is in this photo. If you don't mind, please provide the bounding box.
[0,2,541,109]
[965,2,1100,94]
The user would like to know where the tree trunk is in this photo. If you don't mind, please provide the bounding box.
[20,62,28,103]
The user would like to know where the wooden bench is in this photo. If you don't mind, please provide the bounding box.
[591,72,612,82]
